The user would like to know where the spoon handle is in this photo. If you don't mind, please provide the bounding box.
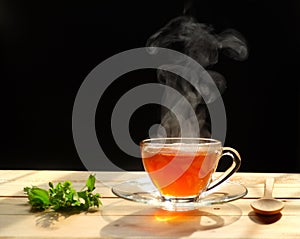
[264,177,275,198]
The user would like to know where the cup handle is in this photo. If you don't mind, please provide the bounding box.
[206,147,241,191]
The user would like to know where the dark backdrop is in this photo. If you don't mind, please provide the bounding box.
[1,0,299,172]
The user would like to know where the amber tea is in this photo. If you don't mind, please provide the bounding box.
[140,138,241,203]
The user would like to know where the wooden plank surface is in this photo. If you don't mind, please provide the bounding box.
[1,197,300,239]
[1,170,300,239]
[1,171,300,198]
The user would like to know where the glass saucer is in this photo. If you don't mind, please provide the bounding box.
[112,176,247,211]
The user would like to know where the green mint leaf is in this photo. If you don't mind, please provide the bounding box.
[24,186,51,210]
[86,174,96,192]
[77,191,90,210]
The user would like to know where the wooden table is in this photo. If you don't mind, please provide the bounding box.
[1,170,300,238]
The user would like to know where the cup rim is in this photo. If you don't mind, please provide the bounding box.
[140,137,222,147]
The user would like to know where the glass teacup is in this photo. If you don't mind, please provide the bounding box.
[140,138,241,203]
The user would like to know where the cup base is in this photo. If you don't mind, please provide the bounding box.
[160,195,199,211]
[161,195,199,203]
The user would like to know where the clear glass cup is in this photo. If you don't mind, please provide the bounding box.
[140,138,241,203]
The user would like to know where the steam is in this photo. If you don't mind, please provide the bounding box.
[146,16,248,138]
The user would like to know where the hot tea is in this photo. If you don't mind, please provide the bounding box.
[140,138,241,202]
[142,146,220,198]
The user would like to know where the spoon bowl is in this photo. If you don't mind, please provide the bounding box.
[250,177,284,215]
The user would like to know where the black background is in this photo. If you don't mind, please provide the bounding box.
[1,0,299,172]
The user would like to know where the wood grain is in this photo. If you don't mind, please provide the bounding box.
[1,170,300,238]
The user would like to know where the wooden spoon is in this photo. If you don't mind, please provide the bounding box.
[251,177,284,215]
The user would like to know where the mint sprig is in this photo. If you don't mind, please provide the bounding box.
[24,174,101,211]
